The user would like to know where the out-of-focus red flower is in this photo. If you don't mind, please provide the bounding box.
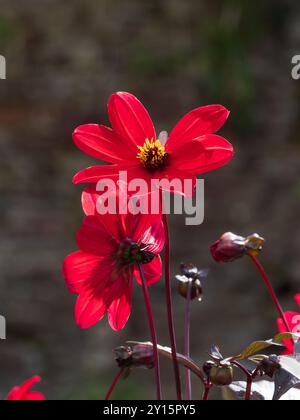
[63,190,164,331]
[277,294,300,354]
[72,92,234,195]
[6,376,45,401]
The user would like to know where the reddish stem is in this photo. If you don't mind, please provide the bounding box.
[250,256,291,333]
[105,368,124,400]
[245,376,253,401]
[162,211,182,400]
[202,382,212,400]
[138,263,162,400]
[184,279,192,400]
[232,361,252,401]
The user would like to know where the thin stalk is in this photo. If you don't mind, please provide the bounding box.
[232,361,252,401]
[245,376,253,401]
[250,256,291,333]
[162,210,182,400]
[202,382,212,400]
[105,368,124,400]
[184,279,192,400]
[137,263,162,400]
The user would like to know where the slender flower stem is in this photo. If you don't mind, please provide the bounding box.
[137,341,205,384]
[250,256,291,333]
[232,361,252,401]
[162,210,182,400]
[105,368,124,400]
[137,263,162,400]
[202,382,212,400]
[184,279,192,400]
[245,376,253,401]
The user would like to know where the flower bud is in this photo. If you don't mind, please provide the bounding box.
[210,232,265,263]
[209,362,234,386]
[202,361,215,377]
[258,355,281,378]
[114,343,154,370]
[176,263,208,301]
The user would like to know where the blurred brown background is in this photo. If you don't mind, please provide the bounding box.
[0,0,300,400]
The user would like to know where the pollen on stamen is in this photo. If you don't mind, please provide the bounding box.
[137,138,168,170]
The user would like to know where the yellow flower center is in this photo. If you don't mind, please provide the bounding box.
[137,139,168,170]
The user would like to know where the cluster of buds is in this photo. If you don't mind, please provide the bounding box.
[210,232,265,263]
[176,263,208,301]
[114,342,154,370]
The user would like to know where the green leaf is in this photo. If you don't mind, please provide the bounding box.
[274,332,300,342]
[232,333,300,361]
[233,340,282,361]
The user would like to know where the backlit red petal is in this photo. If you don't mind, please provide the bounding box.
[76,216,118,256]
[166,105,230,152]
[134,256,163,287]
[107,272,133,331]
[73,124,136,163]
[63,251,107,293]
[108,92,156,147]
[171,134,234,175]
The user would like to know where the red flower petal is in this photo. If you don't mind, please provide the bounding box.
[6,376,45,401]
[107,272,133,331]
[171,134,234,175]
[277,311,300,354]
[73,164,124,185]
[63,251,107,293]
[24,392,45,401]
[135,220,165,254]
[134,256,163,286]
[73,261,121,329]
[295,294,300,308]
[166,105,230,152]
[126,207,162,238]
[75,291,107,329]
[81,186,128,240]
[157,168,197,197]
[76,216,119,256]
[108,92,156,147]
[81,186,99,216]
[73,124,136,163]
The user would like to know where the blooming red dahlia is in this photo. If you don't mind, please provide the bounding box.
[277,294,300,354]
[63,195,164,330]
[72,92,234,194]
[6,376,45,401]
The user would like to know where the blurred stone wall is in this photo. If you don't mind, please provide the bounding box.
[0,0,300,399]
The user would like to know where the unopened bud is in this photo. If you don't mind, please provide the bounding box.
[114,343,154,370]
[258,355,281,378]
[210,232,265,263]
[209,362,234,386]
[202,361,215,377]
[176,263,208,301]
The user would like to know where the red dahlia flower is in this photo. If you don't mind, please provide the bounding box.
[277,294,300,354]
[72,92,234,195]
[6,376,45,401]
[63,196,164,330]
